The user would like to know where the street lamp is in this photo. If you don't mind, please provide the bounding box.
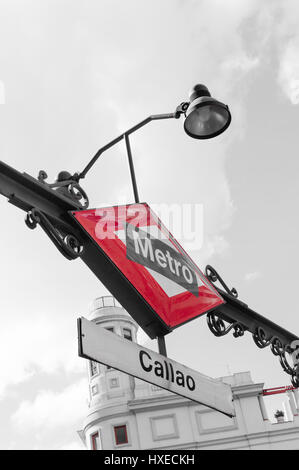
[71,83,231,205]
[184,84,231,139]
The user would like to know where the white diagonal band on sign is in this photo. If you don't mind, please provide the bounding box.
[114,225,203,297]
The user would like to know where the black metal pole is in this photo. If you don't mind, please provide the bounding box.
[157,336,167,357]
[125,134,140,204]
[77,112,178,181]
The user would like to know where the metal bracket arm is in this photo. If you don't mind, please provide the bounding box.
[205,265,299,387]
[76,105,189,182]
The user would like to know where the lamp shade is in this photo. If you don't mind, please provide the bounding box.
[184,84,231,139]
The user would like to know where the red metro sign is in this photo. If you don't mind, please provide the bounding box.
[71,203,224,338]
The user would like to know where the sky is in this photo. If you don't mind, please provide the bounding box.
[0,0,299,450]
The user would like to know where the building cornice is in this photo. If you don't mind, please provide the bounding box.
[126,381,265,411]
[83,404,132,433]
[128,394,205,412]
[232,382,264,398]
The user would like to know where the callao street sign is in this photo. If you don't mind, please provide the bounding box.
[71,203,224,339]
[78,317,235,417]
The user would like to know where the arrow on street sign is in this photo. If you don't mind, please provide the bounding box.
[78,317,235,417]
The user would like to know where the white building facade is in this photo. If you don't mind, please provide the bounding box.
[79,296,299,450]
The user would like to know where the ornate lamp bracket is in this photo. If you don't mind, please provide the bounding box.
[205,264,299,388]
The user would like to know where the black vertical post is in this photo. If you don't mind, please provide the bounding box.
[157,336,167,357]
[124,133,167,356]
[125,133,140,204]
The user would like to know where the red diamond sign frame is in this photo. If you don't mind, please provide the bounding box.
[71,203,224,338]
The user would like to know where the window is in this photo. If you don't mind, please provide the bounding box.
[104,297,115,307]
[105,327,114,333]
[114,425,128,445]
[90,360,98,377]
[109,378,119,388]
[91,432,100,450]
[91,384,98,395]
[123,328,132,341]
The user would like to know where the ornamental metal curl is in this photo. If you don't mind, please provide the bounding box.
[270,337,284,356]
[292,367,299,388]
[279,350,295,376]
[25,210,40,229]
[205,265,238,298]
[207,312,245,338]
[65,182,89,209]
[233,323,246,338]
[252,327,298,384]
[38,170,89,209]
[291,342,299,386]
[253,327,271,348]
[25,208,84,261]
[64,234,83,256]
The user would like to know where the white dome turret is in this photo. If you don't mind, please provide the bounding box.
[82,296,139,447]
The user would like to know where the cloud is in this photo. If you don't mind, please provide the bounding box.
[278,39,299,104]
[221,55,259,76]
[0,312,85,400]
[244,271,261,282]
[204,234,230,260]
[11,378,88,433]
[270,0,299,104]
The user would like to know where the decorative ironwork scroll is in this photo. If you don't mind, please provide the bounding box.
[205,264,299,388]
[205,265,238,298]
[207,312,245,338]
[25,208,84,261]
[253,327,299,387]
[38,170,89,209]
